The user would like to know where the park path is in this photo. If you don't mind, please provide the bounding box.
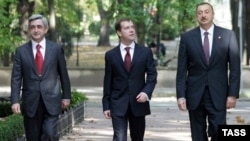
[60,87,250,141]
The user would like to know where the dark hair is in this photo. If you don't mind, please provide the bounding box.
[115,17,133,32]
[196,2,214,13]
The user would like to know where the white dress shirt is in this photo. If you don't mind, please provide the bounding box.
[200,24,214,56]
[120,42,135,61]
[32,38,46,59]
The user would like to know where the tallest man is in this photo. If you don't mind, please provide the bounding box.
[11,14,71,141]
[176,2,241,141]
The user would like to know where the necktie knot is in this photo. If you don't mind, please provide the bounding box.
[204,32,209,36]
[36,44,41,50]
[125,47,130,53]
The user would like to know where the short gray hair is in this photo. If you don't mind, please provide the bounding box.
[28,14,49,28]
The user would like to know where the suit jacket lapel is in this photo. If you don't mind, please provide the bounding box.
[210,25,221,64]
[131,43,140,70]
[25,41,38,75]
[42,41,54,76]
[113,45,126,70]
[192,27,208,65]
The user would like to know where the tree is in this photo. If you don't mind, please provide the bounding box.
[87,0,156,46]
[48,0,56,41]
[231,0,249,66]
[0,0,86,67]
[34,0,85,59]
[245,0,250,65]
[95,0,115,46]
[177,0,201,33]
[115,0,151,45]
[17,0,35,40]
[91,0,201,46]
[0,0,22,66]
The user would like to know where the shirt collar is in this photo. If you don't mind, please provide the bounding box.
[200,24,214,35]
[120,42,135,50]
[32,38,46,49]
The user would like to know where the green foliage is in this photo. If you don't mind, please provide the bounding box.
[0,88,88,140]
[0,0,23,56]
[0,114,24,141]
[34,0,85,58]
[0,101,12,117]
[145,0,203,41]
[0,0,205,66]
[88,21,101,35]
[161,19,179,40]
[70,89,88,107]
[176,0,202,33]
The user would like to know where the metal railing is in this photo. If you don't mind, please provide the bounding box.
[14,102,85,141]
[57,102,85,137]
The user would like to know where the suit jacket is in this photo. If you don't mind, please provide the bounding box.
[11,40,71,117]
[102,43,157,117]
[176,25,241,111]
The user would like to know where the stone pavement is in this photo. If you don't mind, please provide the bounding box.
[60,87,250,141]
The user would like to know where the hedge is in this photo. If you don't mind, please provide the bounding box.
[0,89,88,140]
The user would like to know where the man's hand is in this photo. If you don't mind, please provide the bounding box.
[226,96,237,109]
[103,110,111,119]
[61,99,70,110]
[177,98,187,111]
[11,103,21,114]
[136,92,149,103]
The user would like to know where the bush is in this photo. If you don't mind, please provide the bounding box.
[0,89,88,140]
[0,101,12,117]
[0,114,24,141]
[69,89,88,107]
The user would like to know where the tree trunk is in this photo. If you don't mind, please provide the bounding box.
[48,0,56,42]
[96,0,112,47]
[17,0,35,40]
[2,50,9,67]
[97,19,111,46]
[136,22,146,45]
[245,0,250,65]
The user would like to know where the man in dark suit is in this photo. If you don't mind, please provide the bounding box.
[11,14,71,141]
[176,2,241,141]
[102,17,157,141]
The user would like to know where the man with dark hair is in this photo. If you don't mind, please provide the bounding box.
[102,17,157,141]
[176,2,240,141]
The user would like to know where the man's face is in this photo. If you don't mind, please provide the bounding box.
[117,20,136,45]
[28,19,48,43]
[196,4,214,29]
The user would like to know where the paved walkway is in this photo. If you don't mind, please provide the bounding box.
[60,87,250,141]
[1,86,249,140]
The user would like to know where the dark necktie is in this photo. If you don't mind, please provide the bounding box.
[35,44,44,76]
[203,32,210,64]
[124,47,131,72]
